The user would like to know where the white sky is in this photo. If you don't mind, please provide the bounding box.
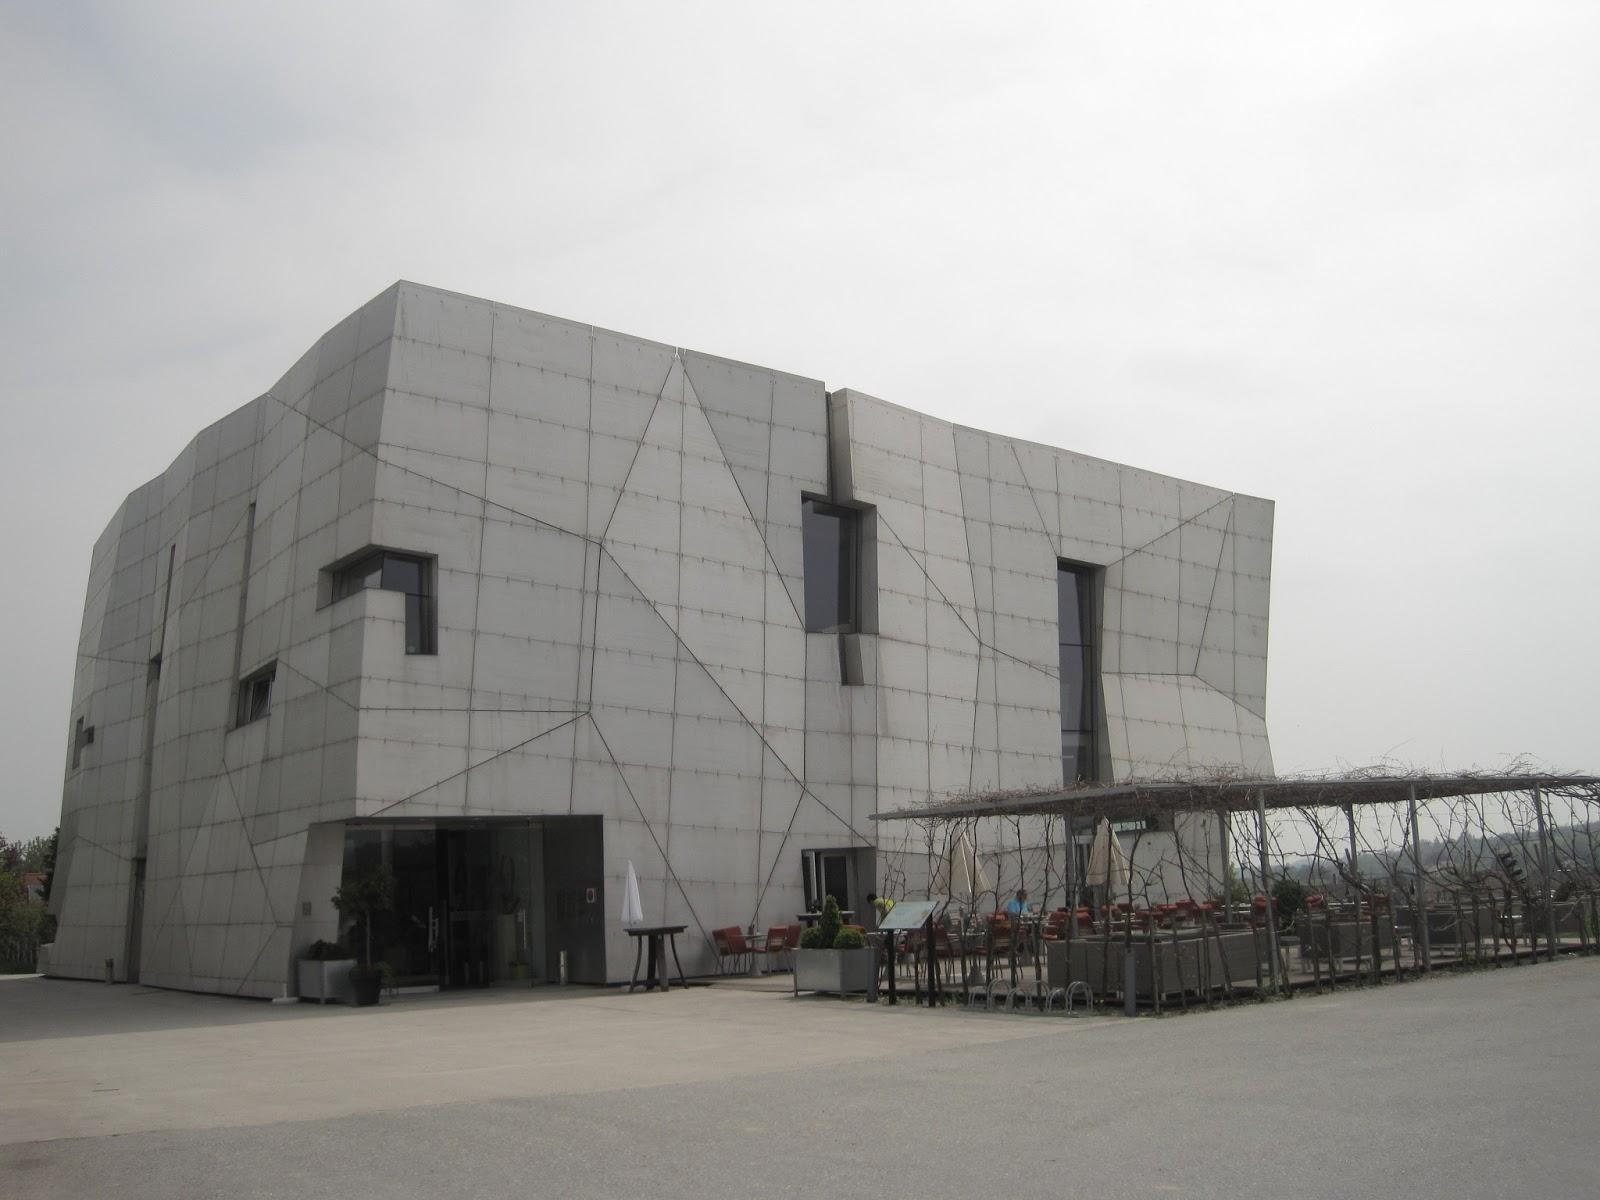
[3,3,1596,839]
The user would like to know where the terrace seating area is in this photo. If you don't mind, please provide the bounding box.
[712,925,802,977]
[846,890,1600,1014]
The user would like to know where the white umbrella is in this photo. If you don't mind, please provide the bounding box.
[1086,818,1131,900]
[933,832,990,907]
[620,860,645,928]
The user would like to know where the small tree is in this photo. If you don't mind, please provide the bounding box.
[800,894,844,949]
[1270,875,1308,934]
[331,864,396,972]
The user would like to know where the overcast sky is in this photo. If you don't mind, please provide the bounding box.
[2,3,1596,840]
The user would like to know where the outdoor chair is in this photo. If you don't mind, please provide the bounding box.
[712,926,752,974]
[985,913,1012,954]
[757,925,793,972]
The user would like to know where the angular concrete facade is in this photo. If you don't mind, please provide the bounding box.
[50,282,1273,998]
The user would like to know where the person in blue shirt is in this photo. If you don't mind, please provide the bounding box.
[1005,889,1035,957]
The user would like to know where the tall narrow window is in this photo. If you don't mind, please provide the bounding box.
[801,499,859,634]
[70,716,95,769]
[331,550,436,654]
[1058,561,1100,783]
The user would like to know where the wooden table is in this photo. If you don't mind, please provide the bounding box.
[626,924,688,992]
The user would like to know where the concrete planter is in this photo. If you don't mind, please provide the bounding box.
[297,958,356,1004]
[794,947,875,997]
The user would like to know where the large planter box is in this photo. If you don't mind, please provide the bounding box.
[1047,931,1259,1000]
[794,948,876,998]
[297,958,356,1004]
[1297,917,1397,959]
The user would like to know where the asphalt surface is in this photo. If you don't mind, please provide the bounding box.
[4,959,1598,1199]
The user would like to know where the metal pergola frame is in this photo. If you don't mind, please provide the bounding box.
[871,773,1600,999]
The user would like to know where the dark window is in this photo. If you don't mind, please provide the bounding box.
[235,663,276,727]
[1058,562,1100,784]
[802,499,859,634]
[332,550,436,655]
[70,716,95,769]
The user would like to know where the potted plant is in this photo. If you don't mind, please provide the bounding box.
[794,896,876,997]
[296,938,357,1004]
[332,864,396,1007]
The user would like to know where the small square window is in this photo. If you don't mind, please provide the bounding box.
[235,663,276,727]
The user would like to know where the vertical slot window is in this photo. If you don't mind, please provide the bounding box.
[1058,561,1100,783]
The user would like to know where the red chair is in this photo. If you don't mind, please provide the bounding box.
[985,913,1013,957]
[753,925,793,972]
[712,926,752,973]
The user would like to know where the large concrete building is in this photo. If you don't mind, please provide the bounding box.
[49,282,1273,997]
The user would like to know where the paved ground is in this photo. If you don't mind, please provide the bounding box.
[3,959,1598,1199]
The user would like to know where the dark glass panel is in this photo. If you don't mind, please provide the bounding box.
[1061,731,1095,784]
[342,827,383,874]
[405,593,436,655]
[802,500,857,634]
[1075,571,1095,645]
[1057,568,1083,646]
[381,554,424,596]
[1059,648,1088,730]
[333,553,384,601]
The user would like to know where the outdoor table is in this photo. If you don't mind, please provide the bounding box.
[745,930,768,976]
[626,924,688,992]
[796,910,853,925]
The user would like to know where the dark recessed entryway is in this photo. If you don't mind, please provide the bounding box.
[340,817,606,988]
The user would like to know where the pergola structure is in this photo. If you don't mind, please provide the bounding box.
[871,772,1600,996]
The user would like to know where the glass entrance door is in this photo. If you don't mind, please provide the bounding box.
[444,828,493,987]
[341,820,546,990]
[389,829,442,986]
[340,825,443,987]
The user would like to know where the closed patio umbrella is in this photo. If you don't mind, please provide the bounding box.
[621,860,645,928]
[933,832,990,910]
[1086,818,1131,901]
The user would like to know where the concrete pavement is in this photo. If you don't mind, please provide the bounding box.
[3,960,1598,1198]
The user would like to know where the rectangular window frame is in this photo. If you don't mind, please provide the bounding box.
[329,549,437,656]
[235,661,277,728]
[801,498,861,636]
[70,715,94,770]
[1057,559,1103,785]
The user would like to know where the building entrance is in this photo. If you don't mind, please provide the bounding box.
[340,817,605,988]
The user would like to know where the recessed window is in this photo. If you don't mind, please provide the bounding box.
[70,716,95,769]
[802,499,860,635]
[331,550,436,655]
[236,663,276,727]
[1058,561,1100,784]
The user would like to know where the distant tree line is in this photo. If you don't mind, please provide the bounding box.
[1,829,56,973]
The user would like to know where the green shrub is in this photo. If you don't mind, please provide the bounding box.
[304,939,348,961]
[332,865,396,969]
[1270,876,1308,933]
[799,924,829,950]
[815,895,843,949]
[832,927,866,950]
